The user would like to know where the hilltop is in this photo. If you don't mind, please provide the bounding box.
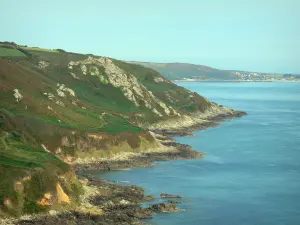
[129,61,300,82]
[0,42,245,220]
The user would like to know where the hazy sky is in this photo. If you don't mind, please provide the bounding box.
[1,0,299,73]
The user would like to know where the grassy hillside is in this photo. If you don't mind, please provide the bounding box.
[130,62,235,80]
[0,42,216,216]
[0,45,26,57]
[130,61,299,81]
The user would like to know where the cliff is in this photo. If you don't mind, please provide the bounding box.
[0,42,245,217]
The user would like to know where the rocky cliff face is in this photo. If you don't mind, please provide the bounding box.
[67,56,180,117]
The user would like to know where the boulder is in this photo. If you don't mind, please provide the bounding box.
[149,203,179,213]
[167,199,182,204]
[160,193,183,198]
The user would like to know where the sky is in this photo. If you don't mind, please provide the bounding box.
[1,0,299,73]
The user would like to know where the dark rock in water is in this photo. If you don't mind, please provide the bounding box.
[149,203,179,213]
[144,195,156,202]
[167,199,182,204]
[232,110,247,117]
[160,193,183,198]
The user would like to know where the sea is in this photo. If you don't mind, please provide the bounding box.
[98,82,300,225]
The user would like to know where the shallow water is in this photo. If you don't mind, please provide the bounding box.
[98,82,300,225]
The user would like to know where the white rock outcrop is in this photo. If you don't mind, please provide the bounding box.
[55,100,65,107]
[89,66,99,76]
[57,89,65,97]
[13,89,23,102]
[80,65,87,75]
[120,199,131,205]
[43,92,55,100]
[154,77,165,83]
[152,108,163,117]
[70,72,79,79]
[38,61,50,69]
[57,83,76,97]
[41,144,50,153]
[67,56,177,116]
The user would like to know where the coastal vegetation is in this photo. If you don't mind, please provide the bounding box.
[0,41,245,221]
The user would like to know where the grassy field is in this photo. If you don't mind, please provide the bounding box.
[21,46,59,53]
[0,47,26,57]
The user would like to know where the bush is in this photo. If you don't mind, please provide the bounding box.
[56,49,66,53]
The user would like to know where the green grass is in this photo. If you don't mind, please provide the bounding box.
[99,114,143,134]
[0,132,69,170]
[21,46,59,53]
[0,47,26,57]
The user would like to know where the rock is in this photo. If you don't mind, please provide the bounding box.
[167,199,182,204]
[149,203,179,213]
[57,83,76,97]
[57,89,65,97]
[41,144,50,153]
[144,195,155,202]
[66,56,176,117]
[56,182,70,204]
[103,200,115,209]
[43,92,55,100]
[55,100,65,107]
[154,77,165,83]
[152,108,163,117]
[19,215,32,221]
[120,199,131,205]
[80,64,87,75]
[13,89,23,102]
[160,193,183,199]
[134,208,153,219]
[38,61,50,69]
[89,66,100,76]
[49,210,57,216]
[70,72,79,79]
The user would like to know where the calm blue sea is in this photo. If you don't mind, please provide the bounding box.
[98,82,300,225]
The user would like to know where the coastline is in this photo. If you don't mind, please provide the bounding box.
[74,105,247,172]
[3,109,247,225]
[149,103,247,136]
[74,134,203,173]
[174,79,300,83]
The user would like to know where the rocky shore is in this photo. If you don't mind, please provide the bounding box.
[3,176,181,225]
[75,107,247,172]
[149,105,247,136]
[0,109,247,225]
[75,138,203,173]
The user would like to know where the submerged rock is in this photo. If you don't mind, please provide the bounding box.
[160,193,183,199]
[167,199,182,204]
[149,203,179,213]
[144,195,155,202]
